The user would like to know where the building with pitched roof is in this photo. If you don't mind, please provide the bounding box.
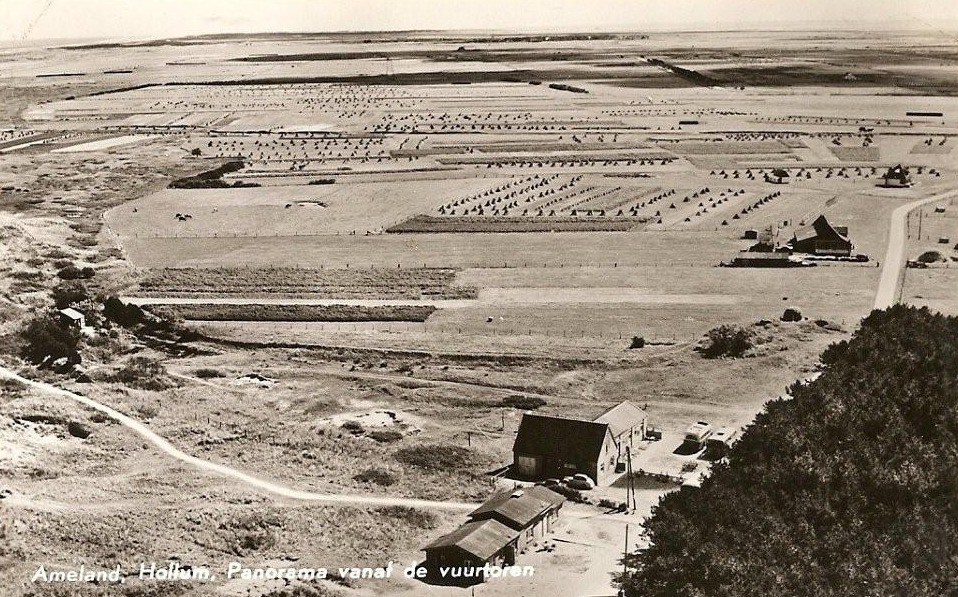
[512,401,647,484]
[767,168,790,184]
[422,519,519,575]
[468,486,565,549]
[882,164,912,188]
[594,400,647,456]
[788,214,853,256]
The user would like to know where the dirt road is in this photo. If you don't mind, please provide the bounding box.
[0,364,478,512]
[874,189,958,310]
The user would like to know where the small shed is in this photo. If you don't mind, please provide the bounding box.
[57,308,85,329]
[422,519,519,579]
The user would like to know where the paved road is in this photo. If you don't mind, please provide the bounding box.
[874,189,958,310]
[0,365,478,512]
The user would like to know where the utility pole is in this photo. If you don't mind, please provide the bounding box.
[622,523,630,586]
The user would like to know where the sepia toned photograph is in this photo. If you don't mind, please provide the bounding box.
[1,1,956,595]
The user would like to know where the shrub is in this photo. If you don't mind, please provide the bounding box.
[781,308,803,322]
[598,498,628,511]
[193,367,226,379]
[20,316,80,365]
[109,357,174,391]
[395,443,487,472]
[67,421,92,439]
[629,336,646,349]
[375,505,437,529]
[56,265,95,280]
[354,467,400,486]
[368,429,404,443]
[102,296,146,327]
[700,324,754,358]
[501,394,547,410]
[549,484,588,503]
[340,420,365,435]
[52,281,89,309]
[917,250,944,263]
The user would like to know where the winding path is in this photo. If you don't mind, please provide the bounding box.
[873,189,958,310]
[0,365,477,512]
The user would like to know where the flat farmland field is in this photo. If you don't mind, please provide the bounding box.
[106,177,510,236]
[118,229,743,268]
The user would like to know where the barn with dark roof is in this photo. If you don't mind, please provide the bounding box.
[512,403,646,484]
[788,214,853,256]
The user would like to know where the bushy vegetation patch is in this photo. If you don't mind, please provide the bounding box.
[620,306,958,597]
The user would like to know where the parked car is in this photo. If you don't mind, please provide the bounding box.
[539,478,562,488]
[645,426,663,441]
[567,473,596,490]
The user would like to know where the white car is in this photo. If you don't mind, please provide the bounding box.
[567,473,596,490]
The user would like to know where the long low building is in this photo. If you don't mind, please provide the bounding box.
[423,519,519,575]
[468,486,564,550]
[422,486,566,582]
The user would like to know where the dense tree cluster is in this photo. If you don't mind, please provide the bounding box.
[621,306,958,597]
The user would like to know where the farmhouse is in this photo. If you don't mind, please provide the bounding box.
[788,215,853,256]
[468,486,565,549]
[767,168,790,184]
[512,401,647,484]
[422,519,519,579]
[882,164,912,188]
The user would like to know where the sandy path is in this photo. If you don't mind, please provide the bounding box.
[874,188,958,310]
[0,364,477,512]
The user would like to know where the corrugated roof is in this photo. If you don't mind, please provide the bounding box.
[423,519,518,561]
[513,413,611,463]
[468,486,565,528]
[594,401,646,439]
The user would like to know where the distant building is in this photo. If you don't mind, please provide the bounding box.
[882,164,912,188]
[789,214,853,256]
[512,401,647,484]
[422,519,519,578]
[729,251,796,267]
[467,486,564,550]
[767,168,790,184]
[57,308,85,329]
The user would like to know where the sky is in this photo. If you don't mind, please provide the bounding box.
[1,0,957,41]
